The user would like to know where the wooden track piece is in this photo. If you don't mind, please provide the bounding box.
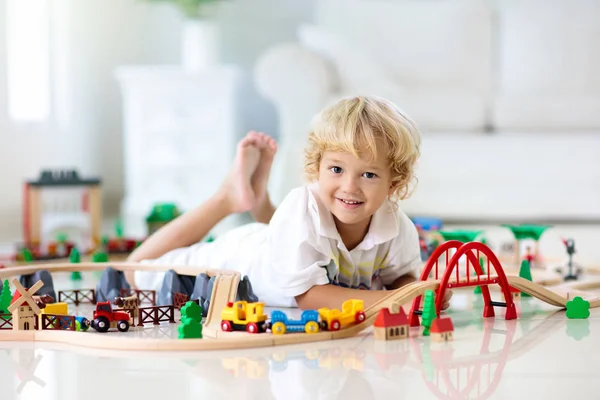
[203,273,240,333]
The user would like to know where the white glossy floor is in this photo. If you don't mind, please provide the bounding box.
[1,269,600,400]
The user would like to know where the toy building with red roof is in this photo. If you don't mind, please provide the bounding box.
[373,306,409,340]
[430,317,454,342]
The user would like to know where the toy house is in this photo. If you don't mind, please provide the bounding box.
[23,169,102,252]
[430,317,454,342]
[373,307,409,341]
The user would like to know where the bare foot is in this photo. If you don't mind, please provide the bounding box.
[219,131,263,213]
[250,132,278,206]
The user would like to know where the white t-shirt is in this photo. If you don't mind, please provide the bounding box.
[134,181,422,308]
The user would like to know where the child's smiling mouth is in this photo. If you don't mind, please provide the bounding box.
[336,197,364,209]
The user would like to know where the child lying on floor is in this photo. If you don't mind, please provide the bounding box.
[127,95,452,310]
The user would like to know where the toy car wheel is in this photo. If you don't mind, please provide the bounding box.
[246,322,259,334]
[272,321,286,335]
[80,318,91,331]
[331,320,341,331]
[93,317,110,333]
[117,320,130,332]
[305,321,319,334]
[221,320,232,332]
[355,311,366,323]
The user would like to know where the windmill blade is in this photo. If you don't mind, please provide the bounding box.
[26,280,44,296]
[11,278,28,296]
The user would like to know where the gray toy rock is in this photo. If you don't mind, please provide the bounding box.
[96,267,130,302]
[191,273,213,317]
[236,275,259,303]
[19,270,56,301]
[157,270,196,306]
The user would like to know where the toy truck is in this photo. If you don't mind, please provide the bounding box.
[91,301,131,332]
[220,301,268,334]
[318,299,366,331]
[270,310,320,334]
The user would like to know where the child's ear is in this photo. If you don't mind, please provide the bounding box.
[388,181,397,196]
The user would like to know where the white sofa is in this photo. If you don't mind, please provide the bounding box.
[254,0,600,220]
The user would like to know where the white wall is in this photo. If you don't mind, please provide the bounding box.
[0,0,315,242]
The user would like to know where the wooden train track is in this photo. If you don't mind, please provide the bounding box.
[0,262,598,351]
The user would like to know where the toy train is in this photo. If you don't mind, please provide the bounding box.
[220,299,367,335]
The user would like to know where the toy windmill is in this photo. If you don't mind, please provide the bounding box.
[8,279,44,331]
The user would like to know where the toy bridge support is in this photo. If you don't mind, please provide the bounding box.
[410,240,494,326]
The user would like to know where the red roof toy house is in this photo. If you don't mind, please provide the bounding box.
[374,307,409,341]
[430,317,454,342]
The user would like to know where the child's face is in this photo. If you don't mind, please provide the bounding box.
[318,150,393,230]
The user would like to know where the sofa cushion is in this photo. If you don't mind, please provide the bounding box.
[494,0,600,129]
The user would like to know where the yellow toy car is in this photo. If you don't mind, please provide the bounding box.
[221,301,268,334]
[318,299,366,331]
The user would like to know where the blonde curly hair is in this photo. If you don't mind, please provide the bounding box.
[304,96,421,202]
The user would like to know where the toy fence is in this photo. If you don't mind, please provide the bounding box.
[58,289,96,306]
[0,314,12,329]
[137,305,175,326]
[120,289,156,306]
[41,314,76,331]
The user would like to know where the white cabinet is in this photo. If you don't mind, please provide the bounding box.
[115,65,244,237]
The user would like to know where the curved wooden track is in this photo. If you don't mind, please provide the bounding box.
[0,262,598,351]
[506,275,600,308]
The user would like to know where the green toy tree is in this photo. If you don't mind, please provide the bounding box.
[421,290,437,336]
[518,259,532,297]
[115,219,124,238]
[92,236,109,262]
[0,280,12,314]
[70,247,80,263]
[22,248,33,262]
[69,248,82,280]
[178,301,203,339]
[566,296,590,319]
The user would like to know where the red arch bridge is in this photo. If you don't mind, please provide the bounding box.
[409,240,518,327]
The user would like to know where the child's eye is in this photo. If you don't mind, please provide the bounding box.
[363,172,377,179]
[330,166,343,174]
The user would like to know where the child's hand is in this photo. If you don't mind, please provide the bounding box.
[440,289,453,310]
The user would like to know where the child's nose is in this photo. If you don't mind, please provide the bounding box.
[341,176,360,193]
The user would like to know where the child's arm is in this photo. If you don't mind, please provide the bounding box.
[295,284,393,310]
[295,272,418,310]
[128,195,228,263]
